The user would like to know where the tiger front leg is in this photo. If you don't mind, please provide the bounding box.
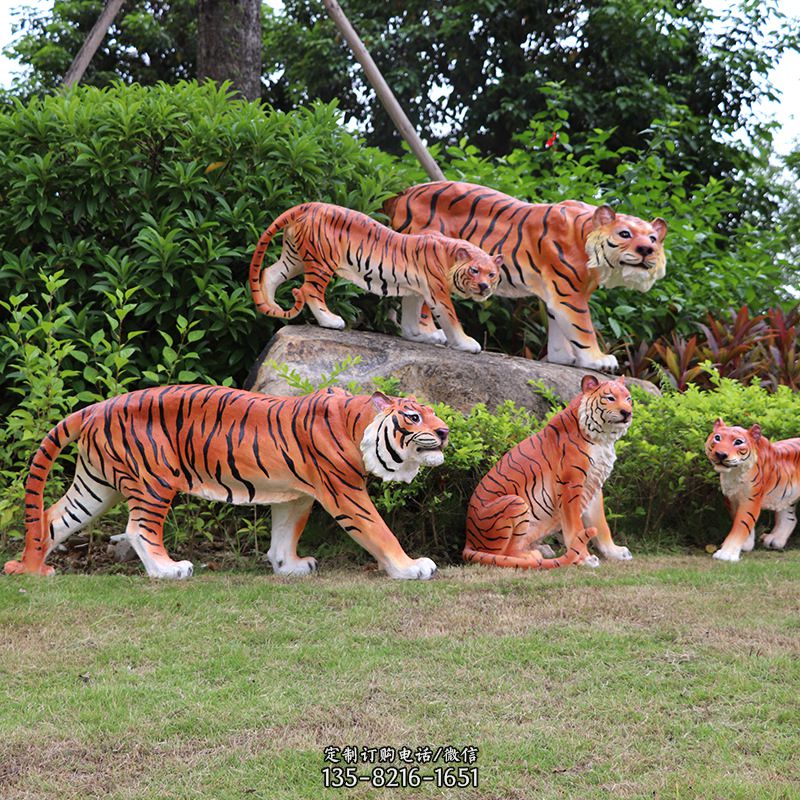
[761,506,797,551]
[322,491,437,579]
[427,296,481,353]
[550,296,618,372]
[559,477,601,567]
[400,295,447,345]
[713,498,762,562]
[582,492,632,561]
[267,496,317,576]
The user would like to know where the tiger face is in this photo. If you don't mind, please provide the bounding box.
[579,375,633,443]
[586,205,668,293]
[361,392,449,483]
[451,246,504,302]
[705,419,759,473]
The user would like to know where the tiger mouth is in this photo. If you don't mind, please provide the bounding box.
[416,441,443,451]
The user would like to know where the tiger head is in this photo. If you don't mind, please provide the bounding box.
[585,205,668,293]
[361,392,449,483]
[578,375,633,443]
[705,419,760,473]
[449,243,504,302]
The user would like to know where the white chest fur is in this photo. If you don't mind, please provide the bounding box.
[582,441,617,509]
[719,465,754,504]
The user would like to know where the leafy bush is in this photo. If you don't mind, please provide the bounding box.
[0,80,409,419]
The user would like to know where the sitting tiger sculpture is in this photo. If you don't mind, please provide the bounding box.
[4,385,448,580]
[249,202,503,353]
[464,375,633,568]
[385,181,668,370]
[705,419,800,562]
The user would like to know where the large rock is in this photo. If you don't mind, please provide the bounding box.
[244,325,659,416]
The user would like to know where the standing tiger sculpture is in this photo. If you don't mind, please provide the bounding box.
[249,202,503,353]
[705,419,800,562]
[4,386,448,580]
[385,181,668,370]
[464,375,633,569]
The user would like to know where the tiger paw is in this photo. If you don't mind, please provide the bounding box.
[580,554,601,568]
[712,548,741,562]
[760,533,787,550]
[402,329,447,346]
[271,555,318,577]
[3,560,55,577]
[596,544,633,561]
[147,559,194,580]
[451,337,481,354]
[386,557,437,580]
[575,352,619,372]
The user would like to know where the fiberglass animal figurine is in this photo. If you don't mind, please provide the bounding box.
[705,418,800,561]
[464,375,633,569]
[249,202,503,353]
[4,386,448,580]
[385,181,668,371]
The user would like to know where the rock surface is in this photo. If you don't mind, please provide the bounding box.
[245,325,659,416]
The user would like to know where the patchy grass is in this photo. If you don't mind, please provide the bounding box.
[1,552,798,799]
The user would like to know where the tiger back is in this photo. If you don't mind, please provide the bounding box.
[4,386,449,581]
[249,202,503,353]
[385,181,667,370]
[464,375,634,569]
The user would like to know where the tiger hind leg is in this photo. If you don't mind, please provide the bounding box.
[260,247,304,315]
[4,459,121,576]
[464,494,595,569]
[401,295,446,345]
[124,490,193,579]
[298,257,345,329]
[266,497,317,576]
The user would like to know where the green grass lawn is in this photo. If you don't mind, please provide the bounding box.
[1,551,798,800]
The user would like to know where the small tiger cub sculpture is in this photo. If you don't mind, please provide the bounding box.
[464,375,633,568]
[249,202,503,353]
[705,419,800,561]
[386,181,668,370]
[4,386,449,581]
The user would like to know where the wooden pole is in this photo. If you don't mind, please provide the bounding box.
[321,0,446,182]
[62,0,126,88]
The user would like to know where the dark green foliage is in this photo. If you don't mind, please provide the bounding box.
[0,80,407,417]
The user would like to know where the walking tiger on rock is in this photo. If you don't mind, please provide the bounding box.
[4,385,449,580]
[385,181,668,370]
[464,375,633,569]
[249,202,503,353]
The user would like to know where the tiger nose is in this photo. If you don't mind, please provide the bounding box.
[714,450,728,463]
[436,427,450,444]
[620,409,631,422]
[636,244,654,257]
[478,282,489,292]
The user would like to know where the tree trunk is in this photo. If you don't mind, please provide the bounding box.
[197,0,262,101]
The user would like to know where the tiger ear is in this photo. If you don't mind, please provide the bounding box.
[581,375,600,393]
[370,391,393,412]
[713,417,725,430]
[593,205,616,228]
[749,423,762,441]
[493,254,504,267]
[455,245,471,262]
[616,375,626,385]
[651,218,668,242]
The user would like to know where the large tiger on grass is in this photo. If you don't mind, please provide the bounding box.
[385,181,668,370]
[705,419,800,562]
[3,386,449,580]
[464,375,633,569]
[249,202,503,353]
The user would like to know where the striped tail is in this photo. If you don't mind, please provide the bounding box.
[462,527,598,570]
[4,410,87,576]
[249,205,308,319]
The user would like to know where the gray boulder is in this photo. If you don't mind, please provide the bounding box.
[244,325,658,416]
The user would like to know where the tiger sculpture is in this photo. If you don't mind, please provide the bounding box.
[385,181,668,370]
[705,418,800,561]
[464,375,633,569]
[249,202,503,353]
[3,385,449,580]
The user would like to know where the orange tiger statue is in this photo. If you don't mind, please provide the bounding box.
[249,202,503,353]
[3,386,449,580]
[464,375,633,568]
[385,181,668,370]
[705,419,800,561]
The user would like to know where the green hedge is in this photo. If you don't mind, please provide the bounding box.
[0,80,409,415]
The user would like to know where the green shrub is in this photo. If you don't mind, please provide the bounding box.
[0,81,410,418]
